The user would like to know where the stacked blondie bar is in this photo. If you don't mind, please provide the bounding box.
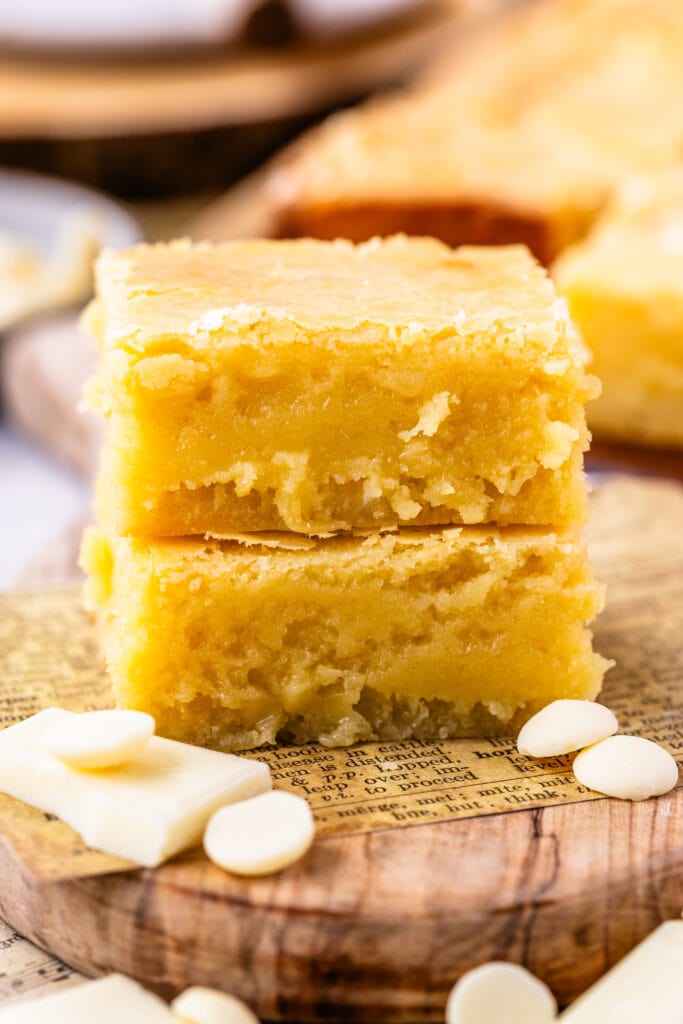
[81,235,608,751]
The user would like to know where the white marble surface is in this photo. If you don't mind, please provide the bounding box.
[0,422,90,590]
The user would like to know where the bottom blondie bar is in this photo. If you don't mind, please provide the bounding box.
[82,526,607,751]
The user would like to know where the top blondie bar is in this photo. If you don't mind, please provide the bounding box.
[86,236,596,536]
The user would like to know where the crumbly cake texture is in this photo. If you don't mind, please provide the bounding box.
[554,173,683,448]
[81,526,608,751]
[268,0,683,264]
[86,237,596,537]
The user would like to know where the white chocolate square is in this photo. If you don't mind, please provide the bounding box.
[561,921,683,1022]
[0,974,174,1022]
[0,709,271,867]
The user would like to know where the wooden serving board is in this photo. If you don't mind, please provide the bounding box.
[0,475,682,1020]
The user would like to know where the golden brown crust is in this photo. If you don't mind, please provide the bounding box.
[276,201,564,266]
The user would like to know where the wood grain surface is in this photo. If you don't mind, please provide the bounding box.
[1,793,680,1019]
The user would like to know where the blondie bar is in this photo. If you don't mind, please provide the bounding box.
[86,237,596,536]
[82,525,607,751]
[555,173,683,447]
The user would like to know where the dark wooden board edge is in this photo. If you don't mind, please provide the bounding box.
[1,789,681,1021]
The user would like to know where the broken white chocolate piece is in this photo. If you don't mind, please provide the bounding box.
[42,709,155,769]
[0,708,271,866]
[446,962,557,1024]
[559,921,683,1022]
[204,790,314,876]
[572,735,679,801]
[517,700,618,758]
[0,973,174,1022]
[171,987,260,1024]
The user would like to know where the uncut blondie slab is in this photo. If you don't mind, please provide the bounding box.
[81,526,608,751]
[86,237,596,536]
[554,173,683,448]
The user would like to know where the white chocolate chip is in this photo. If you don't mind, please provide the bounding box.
[204,790,314,876]
[572,735,679,801]
[41,709,155,769]
[446,962,557,1024]
[171,988,260,1024]
[517,700,618,758]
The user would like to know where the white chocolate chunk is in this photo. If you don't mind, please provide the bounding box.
[42,709,155,769]
[0,973,174,1022]
[204,790,314,876]
[572,735,679,801]
[171,987,260,1024]
[446,962,557,1024]
[0,709,271,866]
[560,921,683,1022]
[518,700,618,758]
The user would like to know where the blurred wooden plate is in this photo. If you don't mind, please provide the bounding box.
[0,2,463,140]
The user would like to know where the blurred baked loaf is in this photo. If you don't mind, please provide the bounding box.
[267,0,683,265]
